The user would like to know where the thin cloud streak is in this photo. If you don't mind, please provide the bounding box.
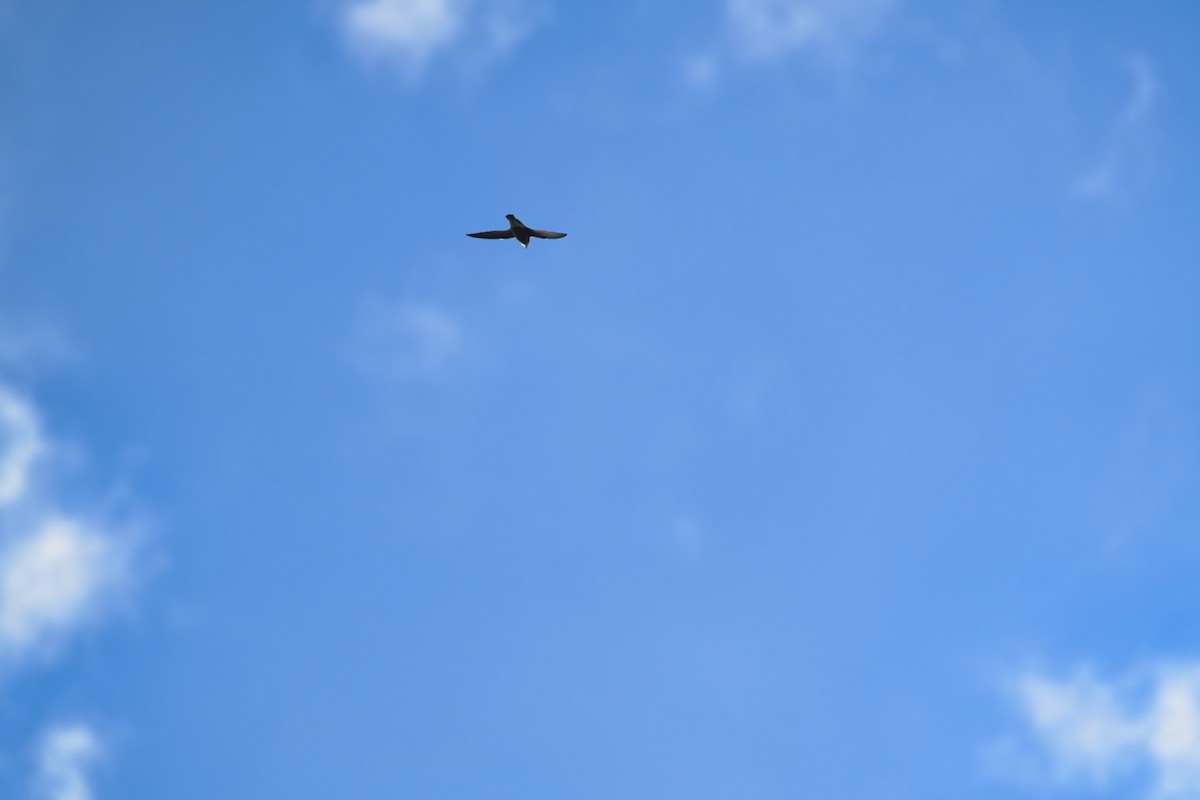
[1075,53,1159,198]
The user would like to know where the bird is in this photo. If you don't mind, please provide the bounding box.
[467,214,567,248]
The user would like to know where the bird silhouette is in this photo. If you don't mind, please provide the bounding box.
[467,215,567,249]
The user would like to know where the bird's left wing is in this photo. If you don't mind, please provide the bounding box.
[467,229,516,239]
[529,230,567,239]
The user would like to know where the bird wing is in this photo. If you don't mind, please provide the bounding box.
[467,229,515,239]
[529,230,567,239]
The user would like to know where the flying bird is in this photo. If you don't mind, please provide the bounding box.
[467,214,567,248]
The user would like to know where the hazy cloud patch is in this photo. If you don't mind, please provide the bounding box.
[0,317,76,374]
[726,0,898,63]
[343,0,463,73]
[33,724,102,800]
[0,385,43,506]
[992,661,1200,798]
[350,299,464,381]
[340,0,546,80]
[684,0,900,91]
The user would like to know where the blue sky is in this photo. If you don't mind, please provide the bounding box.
[1,1,1199,798]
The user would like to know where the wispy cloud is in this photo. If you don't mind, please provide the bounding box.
[684,0,900,90]
[33,724,102,800]
[0,316,76,374]
[994,661,1200,798]
[0,381,135,668]
[726,0,898,63]
[1075,53,1159,198]
[340,0,546,80]
[0,385,43,505]
[350,299,464,381]
[667,512,708,562]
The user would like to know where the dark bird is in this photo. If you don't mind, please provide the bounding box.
[467,214,567,248]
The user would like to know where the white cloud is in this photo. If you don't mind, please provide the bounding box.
[1075,53,1159,198]
[344,0,464,73]
[350,300,463,380]
[0,518,125,658]
[0,380,134,668]
[726,0,898,63]
[0,384,44,506]
[34,724,101,800]
[684,0,899,91]
[0,367,133,796]
[341,0,544,79]
[999,662,1200,798]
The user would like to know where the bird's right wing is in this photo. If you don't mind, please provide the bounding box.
[467,230,515,239]
[529,230,567,239]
